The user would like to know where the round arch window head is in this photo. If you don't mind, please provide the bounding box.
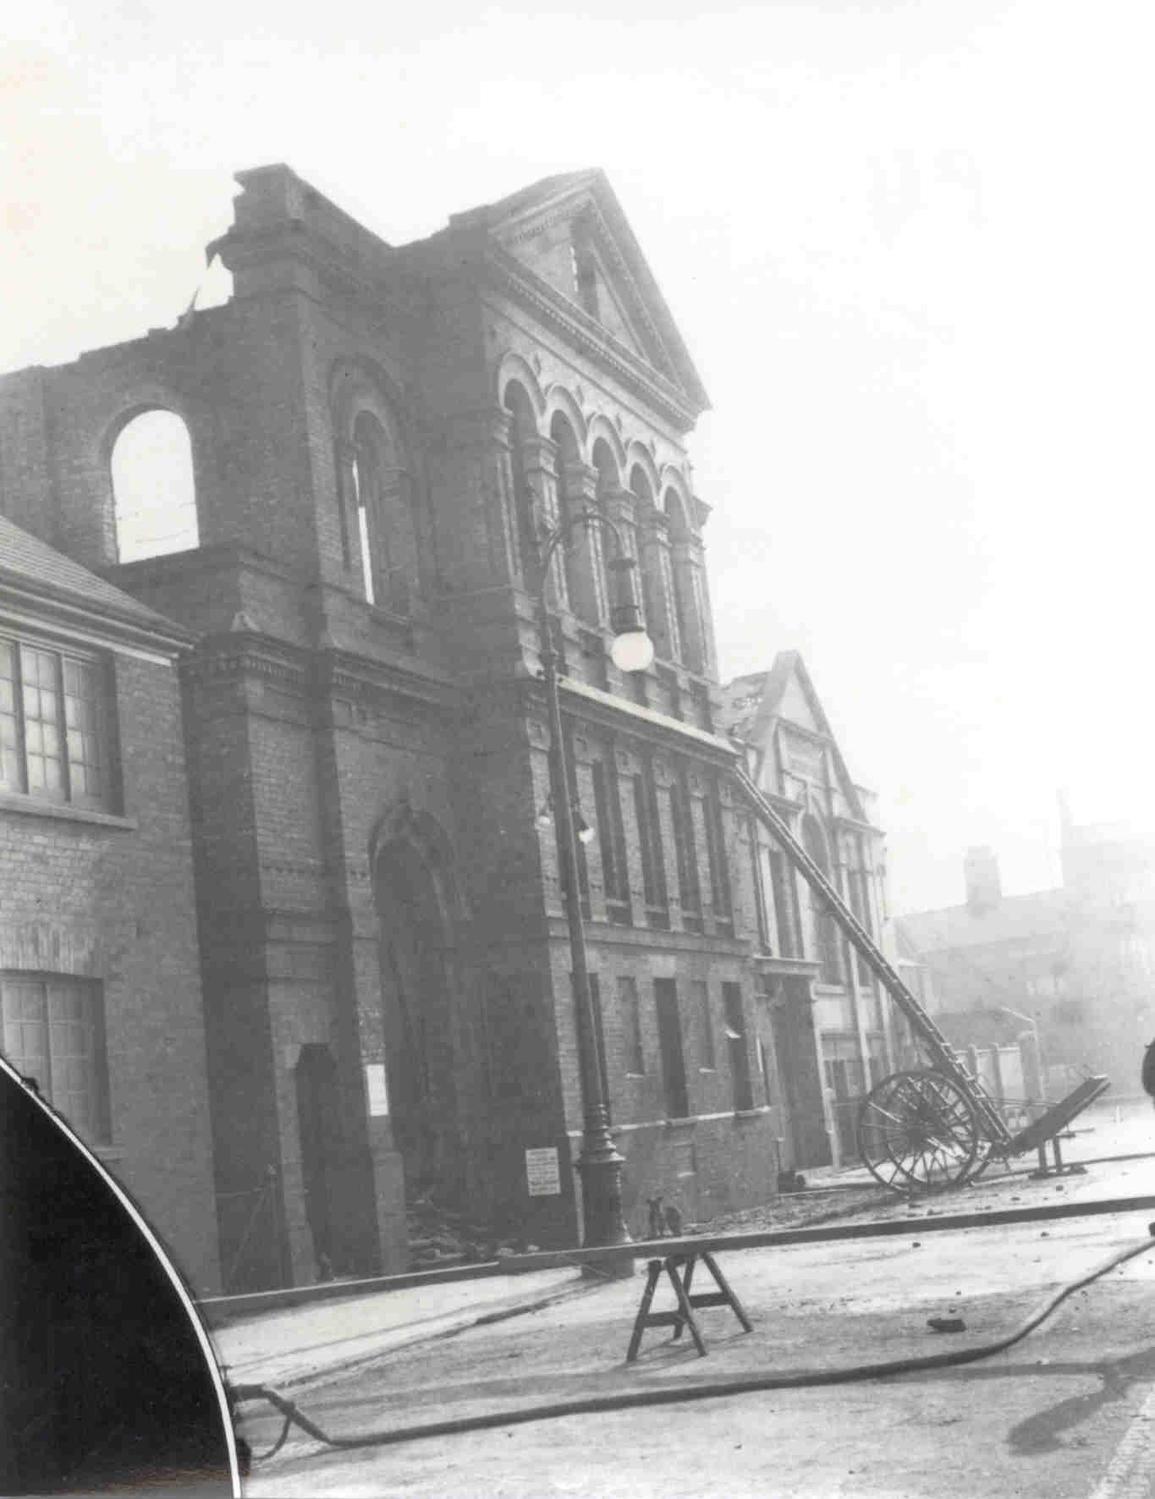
[610,627,655,674]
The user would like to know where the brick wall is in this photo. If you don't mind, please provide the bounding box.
[0,642,220,1293]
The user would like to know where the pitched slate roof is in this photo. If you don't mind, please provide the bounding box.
[0,513,190,645]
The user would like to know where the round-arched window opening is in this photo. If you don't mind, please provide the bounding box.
[111,410,199,563]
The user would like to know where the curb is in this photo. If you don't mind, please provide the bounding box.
[223,1278,595,1393]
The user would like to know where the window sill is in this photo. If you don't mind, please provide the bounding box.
[734,1106,772,1121]
[698,1067,716,1074]
[0,793,137,831]
[663,1116,697,1129]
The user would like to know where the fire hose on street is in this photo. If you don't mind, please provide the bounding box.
[233,1219,1155,1464]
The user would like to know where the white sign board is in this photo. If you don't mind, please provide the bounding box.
[365,1063,390,1117]
[525,1146,561,1197]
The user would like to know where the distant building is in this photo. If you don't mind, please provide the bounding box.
[896,813,1155,1099]
[721,654,903,1168]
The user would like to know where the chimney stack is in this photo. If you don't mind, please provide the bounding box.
[964,846,1001,915]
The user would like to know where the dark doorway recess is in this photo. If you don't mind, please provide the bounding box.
[373,815,462,1205]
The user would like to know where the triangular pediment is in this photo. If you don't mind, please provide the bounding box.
[473,171,709,414]
[778,671,823,734]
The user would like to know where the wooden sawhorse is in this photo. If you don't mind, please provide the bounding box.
[626,1250,752,1362]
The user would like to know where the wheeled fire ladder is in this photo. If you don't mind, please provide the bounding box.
[732,765,1108,1190]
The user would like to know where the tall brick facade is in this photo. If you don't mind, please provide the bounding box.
[1,165,805,1290]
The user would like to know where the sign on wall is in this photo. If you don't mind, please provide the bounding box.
[525,1146,561,1196]
[365,1063,390,1117]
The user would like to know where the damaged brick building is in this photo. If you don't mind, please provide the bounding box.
[0,165,812,1291]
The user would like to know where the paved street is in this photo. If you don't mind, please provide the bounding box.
[231,1107,1155,1498]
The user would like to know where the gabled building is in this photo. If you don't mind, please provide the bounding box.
[0,513,219,1291]
[1,166,788,1289]
[722,654,901,1168]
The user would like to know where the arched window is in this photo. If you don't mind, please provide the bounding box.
[802,815,842,985]
[550,412,600,624]
[631,466,674,661]
[111,410,199,563]
[349,408,418,614]
[503,381,538,581]
[664,490,703,673]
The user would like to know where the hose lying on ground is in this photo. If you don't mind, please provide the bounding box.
[233,1232,1155,1462]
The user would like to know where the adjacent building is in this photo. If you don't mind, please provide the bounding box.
[0,513,220,1291]
[721,654,903,1168]
[0,165,800,1290]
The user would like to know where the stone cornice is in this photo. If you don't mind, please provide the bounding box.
[183,630,458,714]
[554,674,739,766]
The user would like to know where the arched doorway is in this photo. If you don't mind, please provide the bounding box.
[372,816,461,1203]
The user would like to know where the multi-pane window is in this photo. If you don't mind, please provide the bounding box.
[722,982,754,1112]
[0,636,112,810]
[1,975,109,1142]
[703,783,733,933]
[668,773,702,931]
[619,975,645,1074]
[592,758,630,921]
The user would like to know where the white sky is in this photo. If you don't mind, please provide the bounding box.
[2,0,1153,912]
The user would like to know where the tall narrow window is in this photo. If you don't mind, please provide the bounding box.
[722,982,754,1112]
[632,762,668,926]
[748,819,771,951]
[653,979,689,1118]
[758,1039,774,1106]
[769,849,799,958]
[351,410,417,615]
[692,979,715,1069]
[111,410,199,562]
[504,381,538,583]
[668,773,702,931]
[1,975,109,1142]
[802,816,841,984]
[703,783,733,933]
[664,491,703,673]
[619,975,644,1074]
[592,758,630,922]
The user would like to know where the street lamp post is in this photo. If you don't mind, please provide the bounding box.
[533,506,653,1251]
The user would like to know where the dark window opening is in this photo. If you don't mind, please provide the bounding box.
[693,979,715,1069]
[723,982,754,1112]
[633,763,668,928]
[703,784,733,934]
[620,975,644,1074]
[592,758,630,923]
[654,979,689,1118]
[669,775,702,932]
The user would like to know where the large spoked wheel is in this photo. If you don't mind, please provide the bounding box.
[858,1069,983,1193]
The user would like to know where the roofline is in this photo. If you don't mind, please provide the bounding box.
[0,571,194,659]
